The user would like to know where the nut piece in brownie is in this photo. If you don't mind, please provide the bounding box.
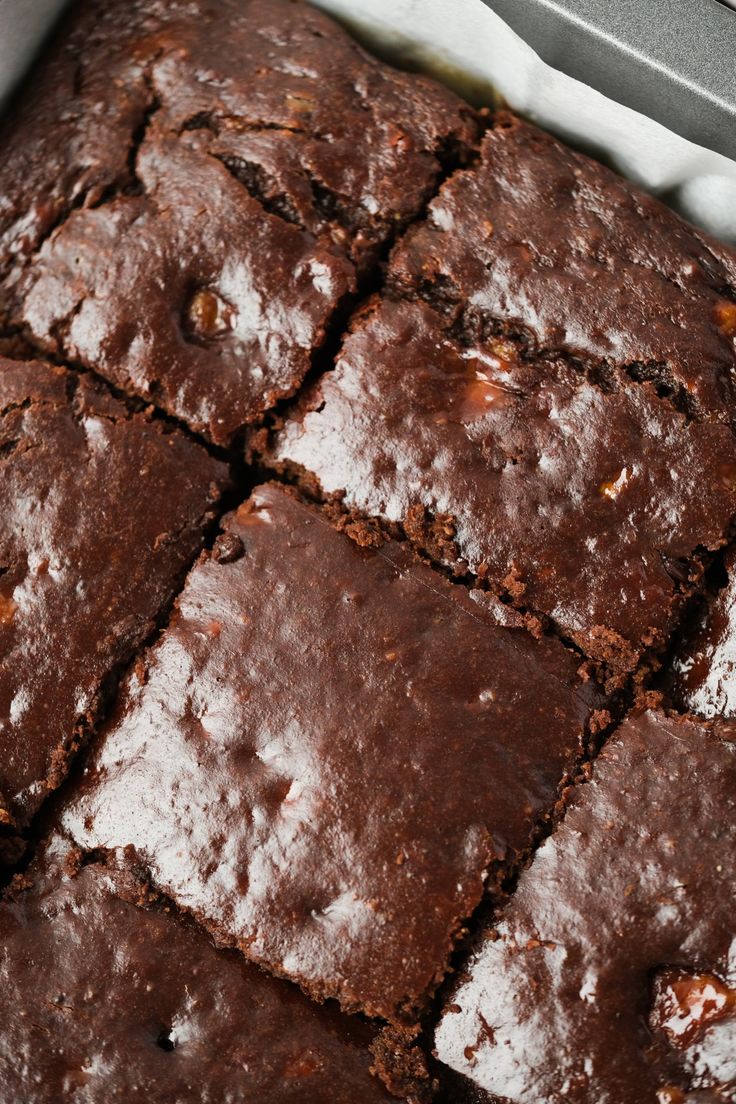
[435,710,736,1103]
[5,0,479,443]
[58,483,599,1023]
[0,839,394,1104]
[390,112,736,421]
[674,548,736,718]
[0,357,226,835]
[270,298,736,676]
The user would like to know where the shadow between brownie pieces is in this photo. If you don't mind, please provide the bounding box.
[52,482,601,1028]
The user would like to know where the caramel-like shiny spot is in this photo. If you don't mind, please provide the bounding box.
[0,593,17,626]
[285,92,315,114]
[599,467,630,500]
[650,967,736,1047]
[462,374,517,419]
[656,1088,685,1104]
[459,344,522,420]
[185,289,233,339]
[715,300,736,337]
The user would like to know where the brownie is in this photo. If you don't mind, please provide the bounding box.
[0,357,226,835]
[674,549,736,718]
[389,113,736,422]
[270,297,736,676]
[56,483,599,1023]
[0,838,394,1103]
[18,131,355,446]
[5,0,479,444]
[434,710,736,1103]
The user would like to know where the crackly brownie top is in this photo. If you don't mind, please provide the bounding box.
[0,839,392,1103]
[58,483,597,1023]
[435,710,736,1103]
[0,0,477,275]
[3,0,478,443]
[674,549,736,719]
[389,113,736,422]
[270,298,736,675]
[0,357,226,828]
[18,131,355,445]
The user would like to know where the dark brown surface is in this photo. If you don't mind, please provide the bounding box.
[18,130,354,446]
[674,549,736,719]
[389,113,736,422]
[57,483,598,1024]
[0,356,226,830]
[5,0,479,444]
[3,3,736,1098]
[270,297,736,676]
[0,838,394,1103]
[435,711,736,1103]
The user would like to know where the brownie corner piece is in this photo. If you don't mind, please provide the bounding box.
[0,834,396,1103]
[0,355,227,833]
[58,482,598,1024]
[434,709,736,1103]
[270,295,736,678]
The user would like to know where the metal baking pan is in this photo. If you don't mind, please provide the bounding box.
[0,0,69,107]
[482,0,736,163]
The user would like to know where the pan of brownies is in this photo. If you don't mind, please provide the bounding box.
[0,2,735,1102]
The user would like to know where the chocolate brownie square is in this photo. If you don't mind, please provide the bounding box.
[390,113,736,422]
[270,298,736,677]
[57,483,599,1023]
[0,357,226,835]
[0,838,395,1103]
[18,131,355,446]
[674,548,736,718]
[5,0,479,444]
[435,710,736,1103]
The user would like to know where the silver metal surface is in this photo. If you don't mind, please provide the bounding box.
[482,0,736,162]
[0,0,68,106]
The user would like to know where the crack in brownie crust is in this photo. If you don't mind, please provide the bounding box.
[2,0,479,444]
[56,483,599,1024]
[2,2,736,1100]
[18,131,356,445]
[435,710,736,1103]
[269,297,736,679]
[0,838,396,1103]
[0,356,227,831]
[389,113,736,423]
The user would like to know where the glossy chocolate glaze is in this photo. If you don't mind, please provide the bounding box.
[390,113,736,421]
[435,711,736,1102]
[271,298,736,675]
[0,357,226,829]
[0,839,393,1103]
[4,0,478,444]
[58,484,598,1023]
